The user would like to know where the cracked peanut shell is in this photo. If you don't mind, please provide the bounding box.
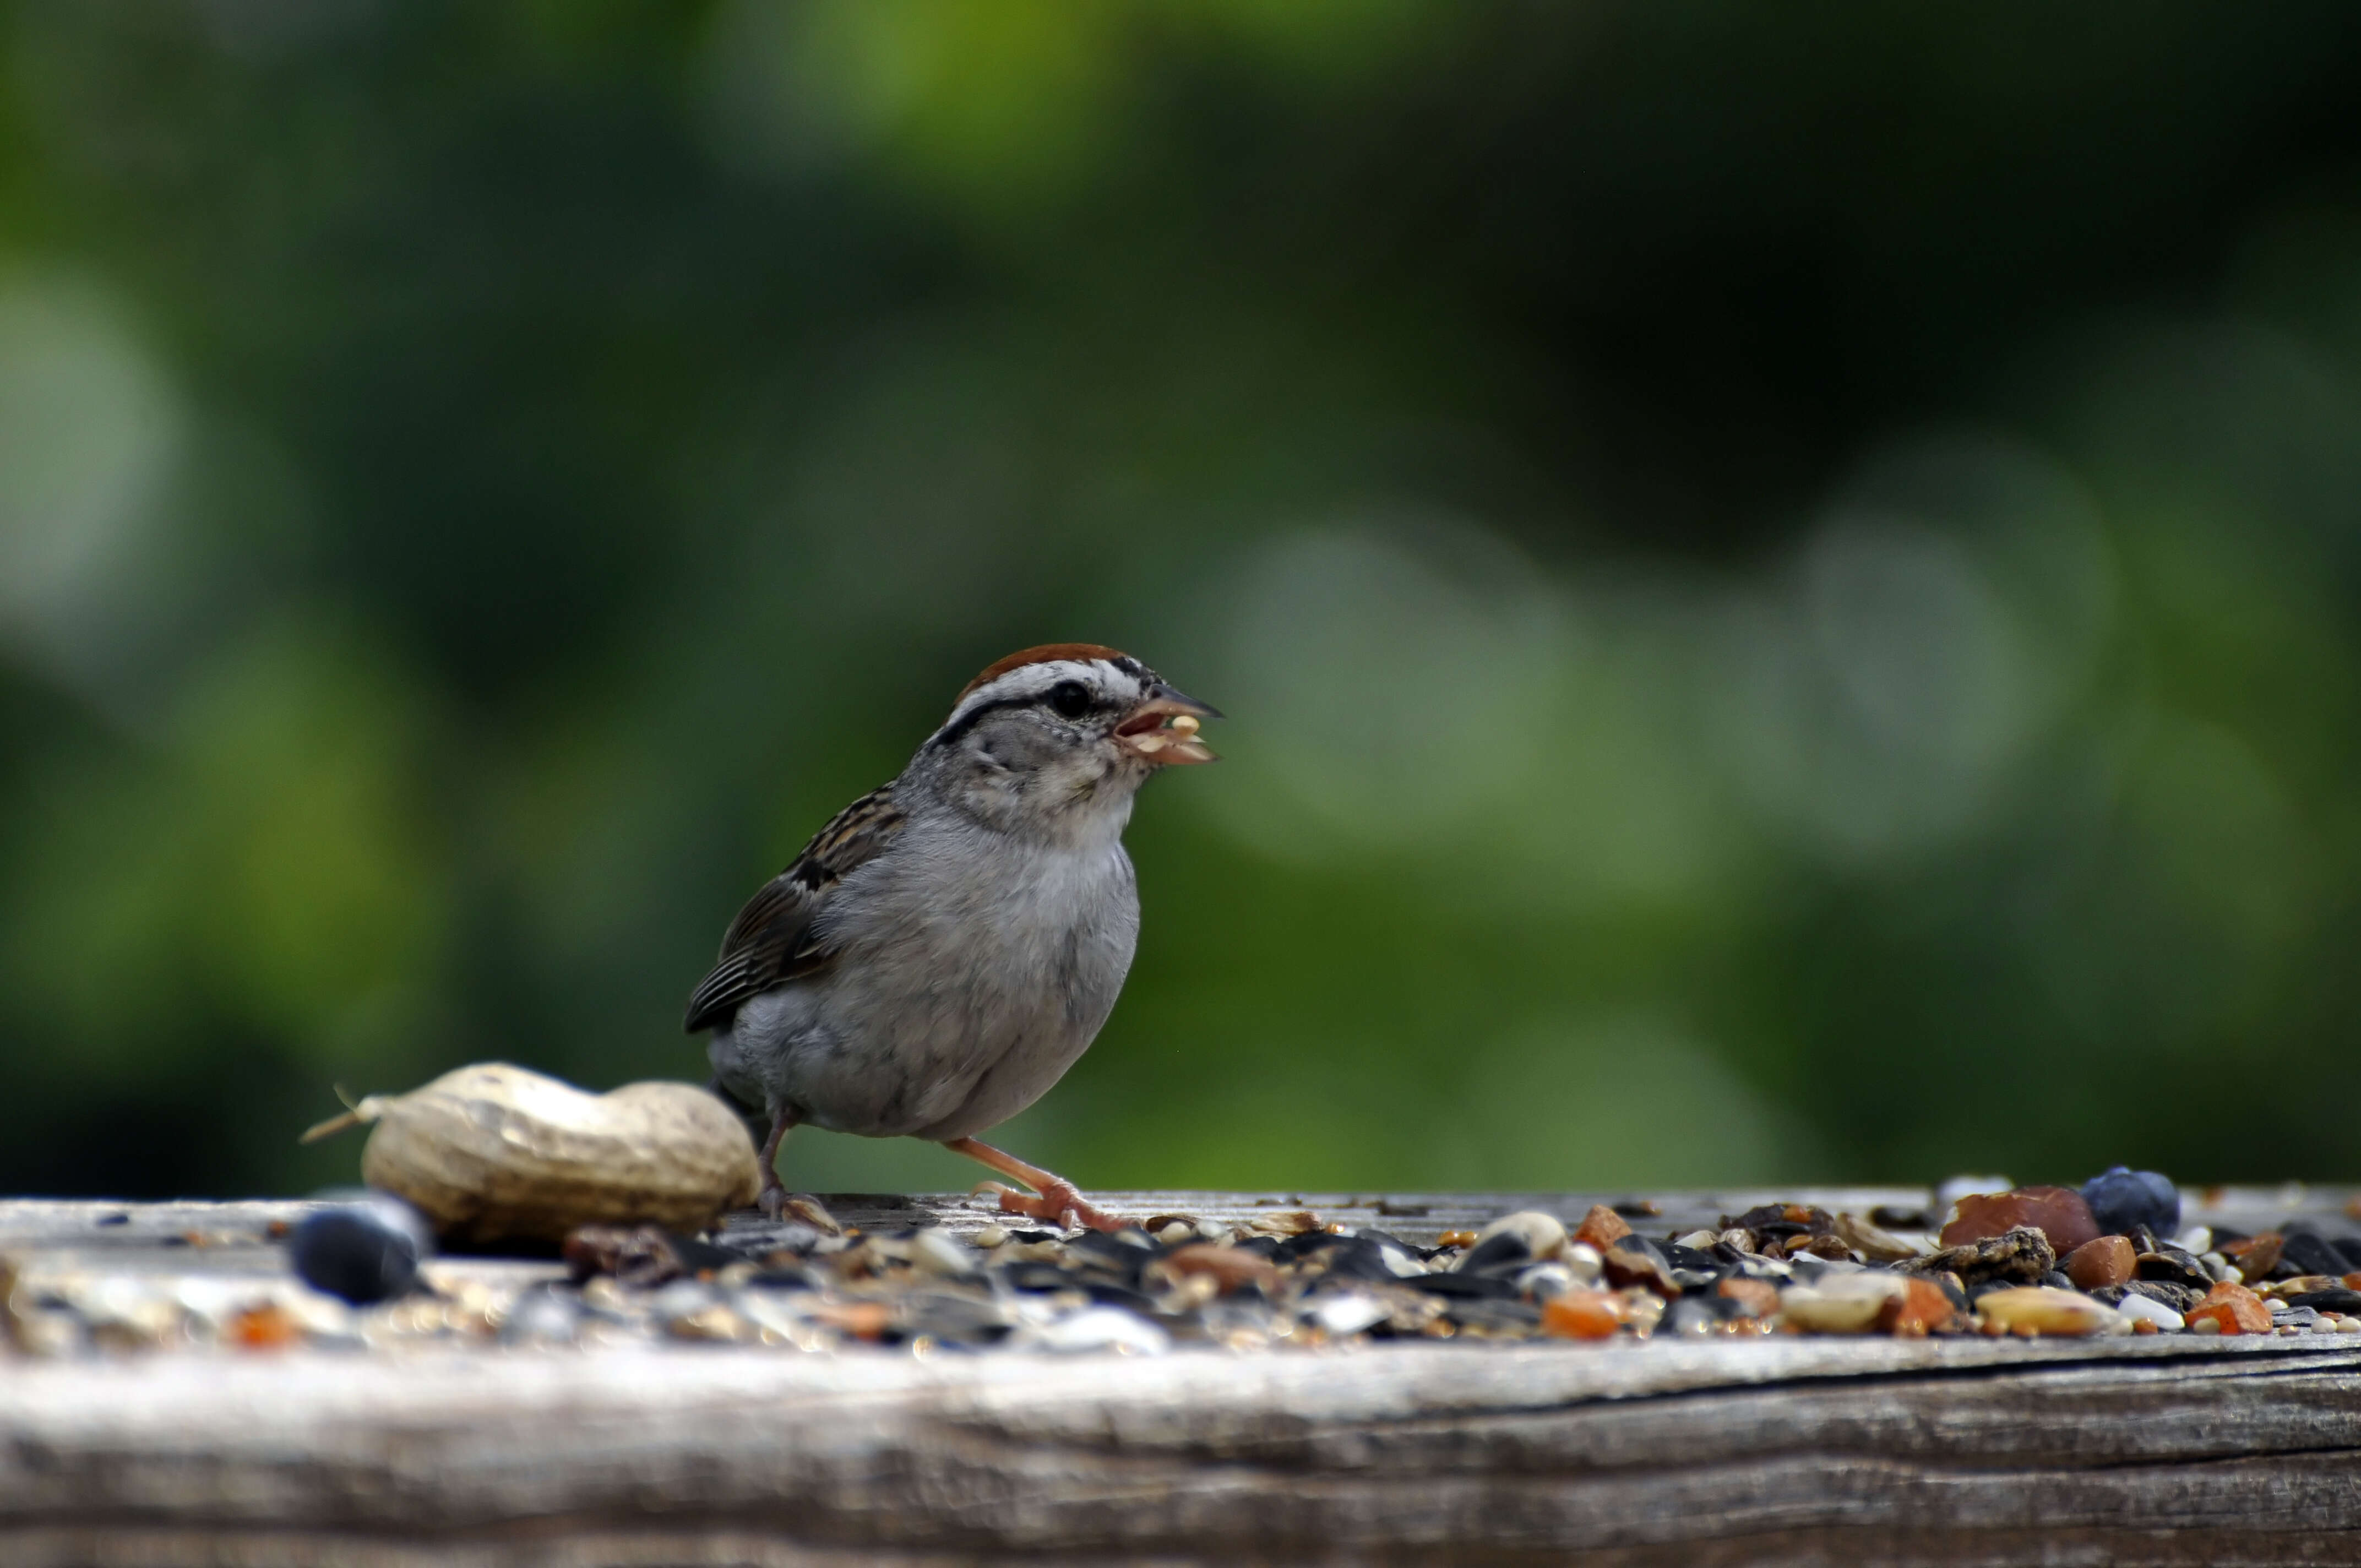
[315,1063,759,1246]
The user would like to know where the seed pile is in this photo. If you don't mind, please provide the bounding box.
[8,1173,2361,1358]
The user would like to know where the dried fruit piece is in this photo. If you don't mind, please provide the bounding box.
[2063,1235,2135,1292]
[2221,1232,2283,1280]
[1878,1277,1961,1337]
[1574,1204,1631,1253]
[228,1302,303,1351]
[1541,1289,1628,1340]
[1902,1226,2055,1287]
[2185,1280,2272,1336]
[1940,1186,2101,1256]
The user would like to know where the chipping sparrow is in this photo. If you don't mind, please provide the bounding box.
[686,644,1218,1232]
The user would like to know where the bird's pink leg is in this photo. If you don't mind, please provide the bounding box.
[943,1137,1126,1233]
[755,1110,797,1220]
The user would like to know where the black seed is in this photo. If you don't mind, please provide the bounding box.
[1454,1233,1531,1275]
[287,1196,432,1306]
[1318,1238,1405,1284]
[1440,1298,1542,1332]
[1412,1272,1520,1300]
[2134,1249,2212,1291]
[2280,1232,2346,1278]
[1273,1231,1348,1264]
[744,1266,816,1291]
[994,1262,1080,1294]
[2124,1280,2204,1313]
[1076,1281,1158,1312]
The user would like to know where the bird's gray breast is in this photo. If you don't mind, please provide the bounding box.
[728,819,1140,1141]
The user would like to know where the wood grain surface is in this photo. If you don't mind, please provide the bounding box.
[3,1191,2357,1566]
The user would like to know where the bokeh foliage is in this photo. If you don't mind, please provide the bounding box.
[4,2,2361,1198]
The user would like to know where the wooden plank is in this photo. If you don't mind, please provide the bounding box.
[2,1193,2357,1565]
[2,1339,2357,1563]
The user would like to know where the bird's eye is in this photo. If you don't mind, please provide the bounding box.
[1046,680,1092,720]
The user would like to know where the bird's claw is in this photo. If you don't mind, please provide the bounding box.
[971,1179,1126,1234]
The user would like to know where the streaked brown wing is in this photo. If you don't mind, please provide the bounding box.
[682,785,905,1032]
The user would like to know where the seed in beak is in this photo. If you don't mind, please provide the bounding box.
[1169,715,1200,739]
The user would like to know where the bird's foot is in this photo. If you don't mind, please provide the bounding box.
[972,1178,1127,1234]
[758,1182,791,1221]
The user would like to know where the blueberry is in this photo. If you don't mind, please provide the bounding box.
[2080,1166,2180,1239]
[287,1194,433,1305]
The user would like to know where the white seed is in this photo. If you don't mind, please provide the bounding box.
[1475,1210,1569,1262]
[2115,1293,2184,1333]
[1156,1221,1193,1245]
[910,1229,977,1277]
[2190,1315,2223,1335]
[1777,1274,1904,1333]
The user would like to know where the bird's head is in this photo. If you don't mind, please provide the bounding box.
[923,643,1220,830]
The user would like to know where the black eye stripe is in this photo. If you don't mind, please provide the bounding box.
[931,674,1115,748]
[930,694,1030,749]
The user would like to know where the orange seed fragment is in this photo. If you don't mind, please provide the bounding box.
[2185,1280,2272,1336]
[1574,1204,1633,1253]
[1542,1289,1629,1341]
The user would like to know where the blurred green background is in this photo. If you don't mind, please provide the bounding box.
[4,2,2361,1201]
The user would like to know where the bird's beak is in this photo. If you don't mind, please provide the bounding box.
[1115,684,1221,765]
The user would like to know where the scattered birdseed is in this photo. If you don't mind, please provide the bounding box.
[8,1173,2361,1359]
